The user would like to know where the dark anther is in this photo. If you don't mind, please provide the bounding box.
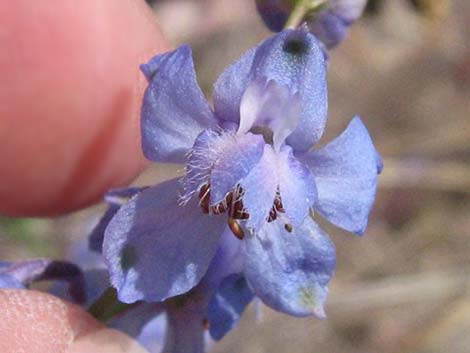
[268,206,277,222]
[198,183,210,214]
[228,218,245,240]
[203,318,209,330]
[284,224,293,233]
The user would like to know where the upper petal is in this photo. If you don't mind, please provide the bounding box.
[207,273,254,341]
[301,116,381,235]
[213,29,328,151]
[239,78,301,151]
[141,46,220,163]
[244,218,336,318]
[103,178,227,303]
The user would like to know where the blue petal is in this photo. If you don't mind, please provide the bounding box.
[278,146,317,228]
[240,145,278,230]
[239,78,301,151]
[141,46,220,163]
[51,269,108,308]
[180,130,265,205]
[308,12,349,49]
[255,0,290,32]
[103,178,227,303]
[0,259,86,304]
[213,29,327,151]
[0,274,24,289]
[89,187,145,253]
[307,0,367,49]
[244,218,336,318]
[301,116,380,235]
[207,273,254,340]
[213,47,256,124]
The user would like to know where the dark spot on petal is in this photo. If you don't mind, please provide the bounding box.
[120,245,137,271]
[283,36,308,55]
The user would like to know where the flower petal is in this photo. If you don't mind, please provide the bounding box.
[207,273,254,340]
[255,0,291,32]
[213,47,256,124]
[278,146,317,228]
[210,133,265,205]
[239,78,301,151]
[240,145,278,230]
[103,178,227,303]
[141,46,219,163]
[0,274,24,289]
[244,218,336,318]
[301,116,381,235]
[89,187,146,253]
[213,29,327,151]
[0,259,86,303]
[180,130,265,205]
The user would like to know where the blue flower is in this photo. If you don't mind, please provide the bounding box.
[103,28,381,326]
[256,0,368,49]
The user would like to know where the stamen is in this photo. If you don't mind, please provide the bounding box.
[284,224,293,233]
[228,217,245,240]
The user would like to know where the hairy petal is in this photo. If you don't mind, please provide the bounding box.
[301,117,381,235]
[141,46,219,163]
[278,146,317,228]
[103,178,226,303]
[214,29,327,151]
[210,133,265,205]
[180,130,265,205]
[207,274,254,340]
[244,218,336,318]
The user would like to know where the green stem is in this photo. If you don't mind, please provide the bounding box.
[284,0,328,29]
[88,287,139,323]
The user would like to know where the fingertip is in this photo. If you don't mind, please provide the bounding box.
[0,0,170,216]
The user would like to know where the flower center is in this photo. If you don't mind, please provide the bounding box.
[197,183,291,239]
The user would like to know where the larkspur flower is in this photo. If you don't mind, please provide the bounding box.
[102,27,381,335]
[256,0,368,49]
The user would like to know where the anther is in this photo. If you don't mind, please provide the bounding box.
[284,223,293,233]
[228,217,245,240]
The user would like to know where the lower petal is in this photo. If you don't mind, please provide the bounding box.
[244,218,336,318]
[103,178,226,303]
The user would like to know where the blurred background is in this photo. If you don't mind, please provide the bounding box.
[1,0,469,352]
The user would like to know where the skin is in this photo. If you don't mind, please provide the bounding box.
[0,1,170,351]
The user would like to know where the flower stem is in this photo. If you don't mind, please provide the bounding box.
[284,0,327,29]
[88,287,139,322]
